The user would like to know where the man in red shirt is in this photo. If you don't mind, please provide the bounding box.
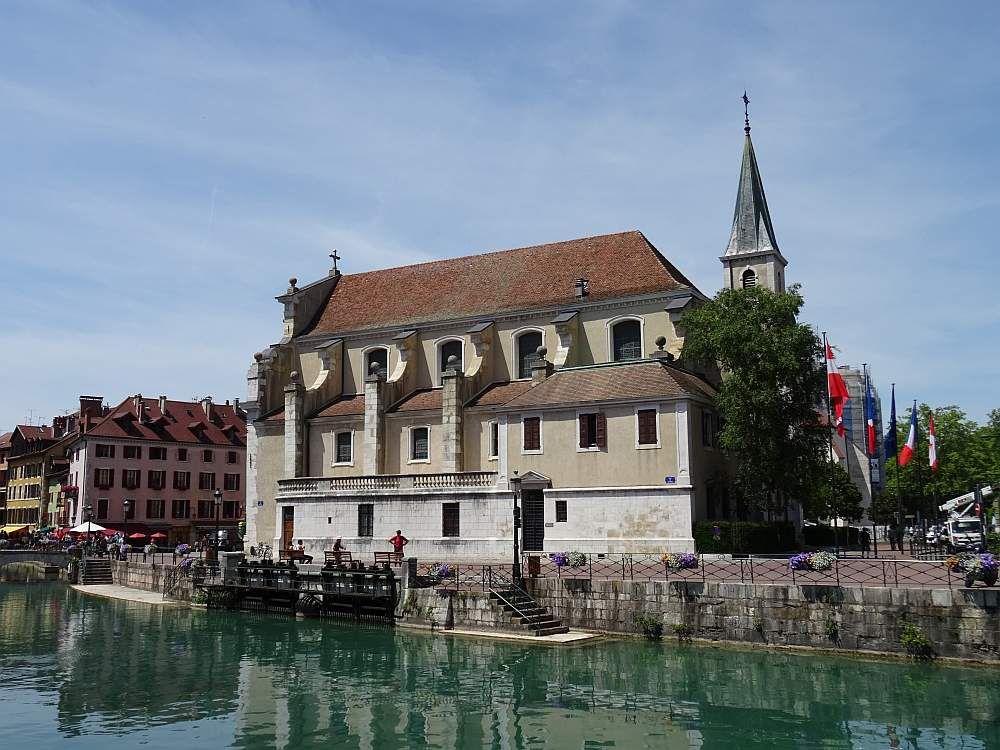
[388,530,409,555]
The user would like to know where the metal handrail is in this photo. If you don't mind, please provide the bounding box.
[485,567,538,621]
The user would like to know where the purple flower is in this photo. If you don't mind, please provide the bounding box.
[551,552,569,568]
[789,553,812,571]
[979,553,998,572]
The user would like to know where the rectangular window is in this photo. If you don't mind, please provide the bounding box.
[177,448,188,462]
[173,471,190,491]
[702,410,714,448]
[335,432,353,464]
[146,499,165,519]
[124,445,142,460]
[172,499,190,519]
[150,446,167,461]
[125,500,135,520]
[522,416,541,452]
[198,500,215,519]
[410,427,429,461]
[224,473,240,492]
[442,503,460,537]
[223,501,239,520]
[202,449,214,463]
[357,503,374,537]
[489,421,499,459]
[96,444,115,458]
[578,413,600,449]
[637,408,658,446]
[148,470,166,490]
[122,469,141,490]
[97,498,109,520]
[94,468,114,489]
[555,499,568,523]
[227,450,238,464]
[199,472,215,490]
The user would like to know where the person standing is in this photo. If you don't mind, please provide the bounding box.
[388,530,409,556]
[859,528,871,558]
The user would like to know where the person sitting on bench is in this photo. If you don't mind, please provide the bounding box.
[295,540,313,564]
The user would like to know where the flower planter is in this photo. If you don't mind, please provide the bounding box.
[946,553,998,587]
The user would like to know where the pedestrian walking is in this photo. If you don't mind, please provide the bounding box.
[859,528,871,558]
[887,525,897,552]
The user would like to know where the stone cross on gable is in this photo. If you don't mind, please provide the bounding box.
[329,249,341,273]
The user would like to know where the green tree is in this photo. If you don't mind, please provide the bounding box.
[680,284,828,513]
[801,462,864,522]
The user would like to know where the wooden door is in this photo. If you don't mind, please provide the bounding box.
[281,506,294,552]
[521,490,545,552]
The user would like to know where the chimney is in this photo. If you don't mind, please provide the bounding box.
[233,397,241,413]
[79,396,103,419]
[158,395,167,416]
[132,393,143,416]
[531,346,553,384]
[574,278,589,299]
[201,396,213,420]
[52,416,67,438]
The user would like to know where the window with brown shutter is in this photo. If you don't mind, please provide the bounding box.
[94,468,114,489]
[637,409,658,445]
[123,470,140,490]
[173,471,190,491]
[579,413,593,448]
[595,412,607,450]
[523,417,541,451]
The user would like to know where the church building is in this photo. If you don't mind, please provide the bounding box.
[245,115,787,560]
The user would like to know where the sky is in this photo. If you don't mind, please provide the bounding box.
[1,0,998,433]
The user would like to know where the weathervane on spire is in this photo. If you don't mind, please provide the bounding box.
[743,91,751,135]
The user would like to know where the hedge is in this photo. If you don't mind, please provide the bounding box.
[694,521,796,554]
[803,524,861,548]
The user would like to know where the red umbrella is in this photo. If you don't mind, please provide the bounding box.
[128,532,147,540]
[150,532,167,540]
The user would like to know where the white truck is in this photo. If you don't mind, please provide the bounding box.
[937,486,993,553]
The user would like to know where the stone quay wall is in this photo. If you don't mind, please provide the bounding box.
[527,578,1000,662]
[397,587,525,633]
[109,560,194,601]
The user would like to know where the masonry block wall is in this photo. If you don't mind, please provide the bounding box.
[527,578,1000,662]
[109,560,193,601]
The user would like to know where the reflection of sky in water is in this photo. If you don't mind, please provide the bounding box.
[0,584,996,749]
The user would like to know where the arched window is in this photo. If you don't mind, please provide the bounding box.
[516,330,543,379]
[741,268,757,289]
[364,347,389,380]
[611,319,642,361]
[438,339,463,376]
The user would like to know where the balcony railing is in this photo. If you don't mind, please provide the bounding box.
[277,471,499,496]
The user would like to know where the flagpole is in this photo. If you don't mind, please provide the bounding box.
[822,332,840,556]
[863,364,878,557]
[892,383,902,533]
[913,401,927,550]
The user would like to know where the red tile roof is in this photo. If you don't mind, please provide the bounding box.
[84,397,247,446]
[303,231,697,335]
[17,425,56,441]
[313,394,365,418]
[389,389,442,413]
[497,360,716,409]
[466,381,534,408]
[0,432,11,449]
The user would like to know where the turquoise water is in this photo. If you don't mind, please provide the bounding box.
[0,584,997,749]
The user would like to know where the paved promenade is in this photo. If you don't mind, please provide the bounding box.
[71,584,188,607]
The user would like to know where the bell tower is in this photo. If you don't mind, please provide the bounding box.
[721,93,788,293]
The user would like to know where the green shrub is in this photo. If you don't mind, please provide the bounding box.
[672,623,693,641]
[191,589,207,605]
[899,622,934,660]
[694,521,796,553]
[803,525,860,548]
[752,615,765,635]
[633,612,664,640]
[824,616,839,640]
[987,532,999,555]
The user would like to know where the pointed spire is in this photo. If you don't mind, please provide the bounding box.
[724,93,781,258]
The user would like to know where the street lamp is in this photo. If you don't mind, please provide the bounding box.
[123,499,132,555]
[510,471,522,584]
[213,489,223,555]
[84,503,94,548]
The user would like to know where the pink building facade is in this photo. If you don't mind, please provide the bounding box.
[66,395,247,545]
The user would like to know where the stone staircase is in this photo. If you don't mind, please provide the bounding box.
[80,558,113,585]
[489,587,569,636]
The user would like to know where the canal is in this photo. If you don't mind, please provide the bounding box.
[0,584,997,749]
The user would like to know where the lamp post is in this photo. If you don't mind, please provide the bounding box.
[123,499,131,556]
[510,471,522,584]
[213,489,223,556]
[84,503,93,549]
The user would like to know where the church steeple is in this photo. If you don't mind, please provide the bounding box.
[721,93,788,292]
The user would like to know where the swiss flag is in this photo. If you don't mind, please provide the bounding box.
[825,340,850,437]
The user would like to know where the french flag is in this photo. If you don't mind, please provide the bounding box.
[928,411,938,472]
[898,403,919,467]
[825,339,850,437]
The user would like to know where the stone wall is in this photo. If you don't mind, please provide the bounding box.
[109,560,193,601]
[396,587,524,633]
[527,578,1000,662]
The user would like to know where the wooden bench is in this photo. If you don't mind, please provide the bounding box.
[324,550,353,565]
[278,549,312,562]
[374,551,404,567]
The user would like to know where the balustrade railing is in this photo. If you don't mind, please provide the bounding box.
[278,471,498,495]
